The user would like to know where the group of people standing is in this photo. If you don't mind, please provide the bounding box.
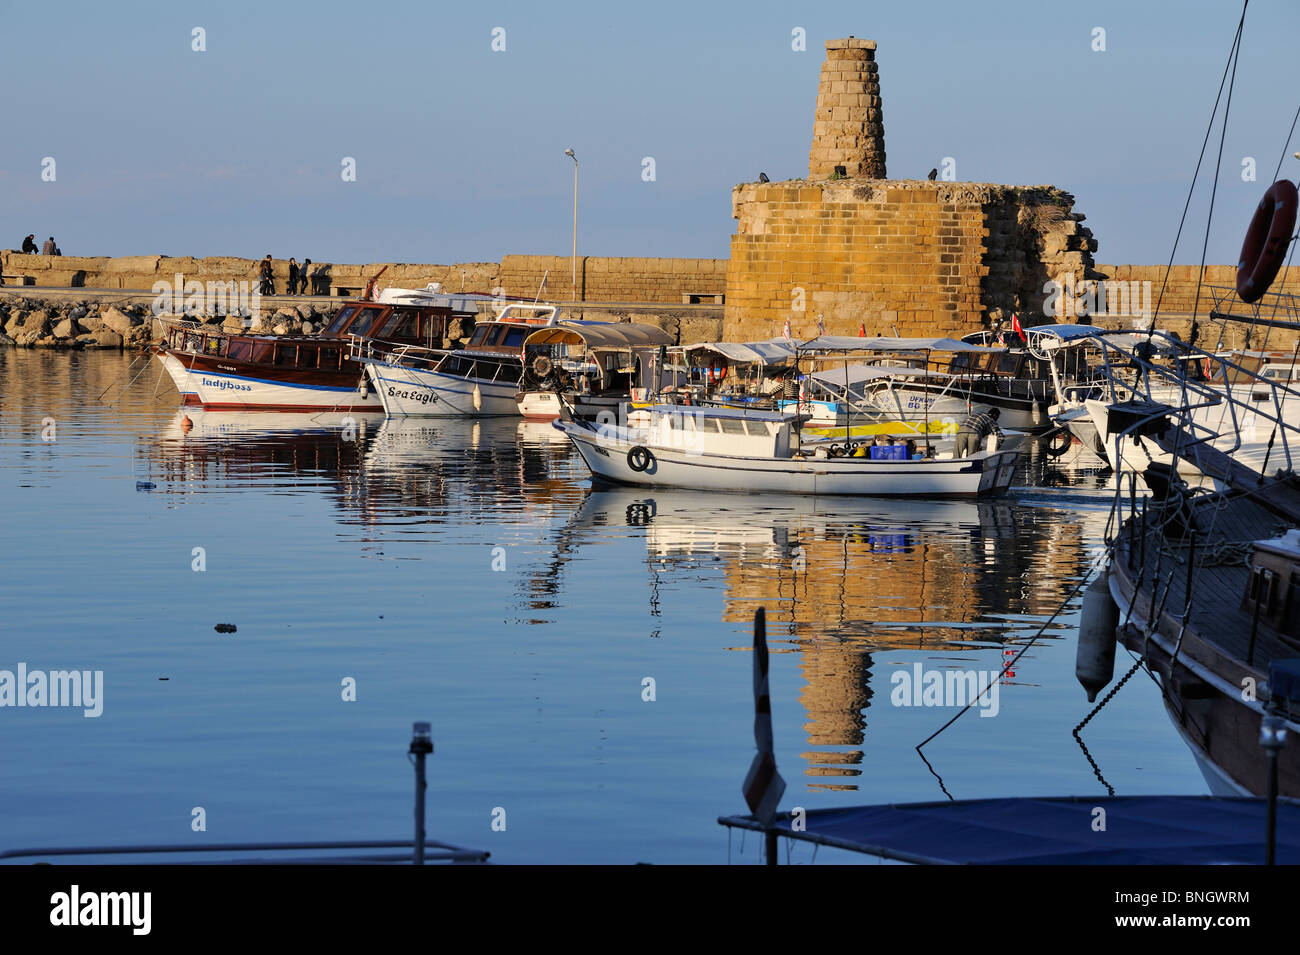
[20,234,60,255]
[256,255,316,296]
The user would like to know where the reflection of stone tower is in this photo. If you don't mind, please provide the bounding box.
[808,37,886,180]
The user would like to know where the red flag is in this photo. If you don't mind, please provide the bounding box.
[1010,313,1025,341]
[858,321,866,337]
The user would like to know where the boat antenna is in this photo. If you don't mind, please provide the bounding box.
[362,265,389,301]
[534,269,549,306]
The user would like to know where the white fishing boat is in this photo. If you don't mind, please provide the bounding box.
[515,321,677,421]
[357,304,562,417]
[554,405,1020,497]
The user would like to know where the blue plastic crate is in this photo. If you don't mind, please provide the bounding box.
[870,444,907,461]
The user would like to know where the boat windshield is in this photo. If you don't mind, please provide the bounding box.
[346,307,385,338]
[323,306,358,335]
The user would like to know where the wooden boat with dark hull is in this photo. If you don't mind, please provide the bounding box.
[154,286,481,412]
[1101,428,1300,799]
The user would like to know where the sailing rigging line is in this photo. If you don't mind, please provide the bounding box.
[1187,3,1246,334]
[1272,101,1300,184]
[1149,0,1249,334]
[914,543,1111,753]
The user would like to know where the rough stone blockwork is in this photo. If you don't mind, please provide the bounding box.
[723,179,1095,341]
[0,252,728,306]
[722,34,1100,341]
[809,38,886,180]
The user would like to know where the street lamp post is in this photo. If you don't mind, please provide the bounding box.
[564,147,578,302]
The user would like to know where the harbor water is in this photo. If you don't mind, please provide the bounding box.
[0,350,1207,863]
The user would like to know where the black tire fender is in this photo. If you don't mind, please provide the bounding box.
[1046,431,1072,457]
[627,445,655,473]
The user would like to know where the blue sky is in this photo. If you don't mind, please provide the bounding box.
[2,0,1297,266]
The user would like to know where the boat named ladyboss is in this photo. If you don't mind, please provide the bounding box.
[553,405,1020,497]
[153,282,483,412]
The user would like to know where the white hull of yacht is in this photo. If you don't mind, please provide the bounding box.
[555,421,1020,497]
[156,352,381,412]
[1085,393,1300,476]
[866,385,1044,433]
[362,360,521,417]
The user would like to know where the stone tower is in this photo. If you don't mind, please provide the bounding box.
[808,37,886,180]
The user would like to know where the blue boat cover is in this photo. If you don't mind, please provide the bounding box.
[718,795,1300,864]
[1270,659,1300,704]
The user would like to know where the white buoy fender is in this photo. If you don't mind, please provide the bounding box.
[359,377,369,398]
[472,383,483,411]
[1076,572,1120,702]
[1032,401,1044,426]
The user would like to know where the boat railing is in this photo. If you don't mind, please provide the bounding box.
[1087,330,1300,472]
[162,319,229,359]
[1208,284,1300,340]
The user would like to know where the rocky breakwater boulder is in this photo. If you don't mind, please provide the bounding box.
[0,298,153,349]
[0,295,341,348]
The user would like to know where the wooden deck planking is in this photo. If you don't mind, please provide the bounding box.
[1117,495,1299,668]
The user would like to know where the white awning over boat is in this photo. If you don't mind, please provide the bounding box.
[676,339,801,365]
[647,404,792,422]
[809,364,954,387]
[524,321,675,349]
[798,335,1006,354]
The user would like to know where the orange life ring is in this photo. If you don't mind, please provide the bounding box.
[1237,180,1298,303]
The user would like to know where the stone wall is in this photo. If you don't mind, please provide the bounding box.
[723,178,1096,342]
[0,251,728,306]
[1086,263,1300,350]
[497,255,728,304]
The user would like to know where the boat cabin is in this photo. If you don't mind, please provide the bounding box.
[162,292,477,375]
[1243,529,1300,643]
[645,405,793,458]
[521,322,676,397]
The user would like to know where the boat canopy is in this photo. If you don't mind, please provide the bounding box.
[372,284,483,313]
[1024,323,1120,342]
[524,321,675,349]
[809,364,953,387]
[677,339,800,365]
[798,335,1006,354]
[719,795,1300,865]
[648,404,792,422]
[1024,324,1179,355]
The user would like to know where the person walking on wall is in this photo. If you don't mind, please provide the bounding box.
[288,258,299,296]
[258,255,274,296]
[298,258,312,295]
[953,407,1002,458]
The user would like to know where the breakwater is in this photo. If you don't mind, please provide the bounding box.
[0,289,725,350]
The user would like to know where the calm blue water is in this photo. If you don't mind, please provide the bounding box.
[0,350,1207,864]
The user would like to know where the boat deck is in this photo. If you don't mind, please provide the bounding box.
[1113,491,1297,673]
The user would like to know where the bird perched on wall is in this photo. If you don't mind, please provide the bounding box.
[927,168,938,181]
[759,172,770,183]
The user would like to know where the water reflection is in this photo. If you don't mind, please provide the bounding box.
[554,487,1094,789]
[136,403,1101,796]
[144,411,588,525]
